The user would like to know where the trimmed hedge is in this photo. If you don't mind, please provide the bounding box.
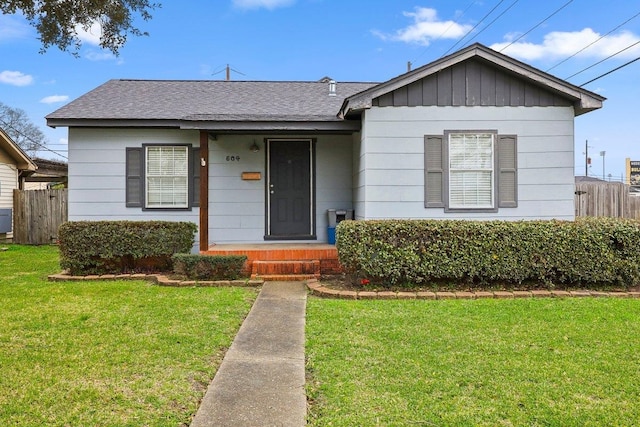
[172,254,247,280]
[336,218,640,289]
[58,221,197,275]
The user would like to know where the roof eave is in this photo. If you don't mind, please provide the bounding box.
[183,120,362,132]
[46,118,362,132]
[0,128,37,171]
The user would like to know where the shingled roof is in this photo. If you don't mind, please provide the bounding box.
[46,80,378,131]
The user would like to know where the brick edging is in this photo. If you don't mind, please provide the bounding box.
[305,279,640,300]
[48,272,264,287]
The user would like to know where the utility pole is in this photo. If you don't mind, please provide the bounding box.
[585,140,589,176]
[600,151,606,180]
[212,64,246,81]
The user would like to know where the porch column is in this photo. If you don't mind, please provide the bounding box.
[199,131,209,251]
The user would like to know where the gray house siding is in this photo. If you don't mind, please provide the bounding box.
[357,105,575,220]
[69,129,354,246]
[67,128,201,249]
[209,134,353,243]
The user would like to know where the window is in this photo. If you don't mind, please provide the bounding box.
[125,145,200,210]
[425,131,517,211]
[146,146,188,208]
[449,133,494,209]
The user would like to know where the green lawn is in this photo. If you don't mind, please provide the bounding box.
[306,297,640,426]
[0,245,256,426]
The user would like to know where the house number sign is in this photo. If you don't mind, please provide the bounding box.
[226,155,240,161]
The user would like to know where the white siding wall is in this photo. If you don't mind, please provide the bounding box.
[0,159,17,239]
[0,163,16,210]
[67,128,201,249]
[208,134,353,243]
[359,105,576,220]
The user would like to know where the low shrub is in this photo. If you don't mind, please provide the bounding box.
[58,221,197,275]
[172,254,248,280]
[336,218,640,289]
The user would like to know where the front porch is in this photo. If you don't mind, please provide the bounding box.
[202,243,342,281]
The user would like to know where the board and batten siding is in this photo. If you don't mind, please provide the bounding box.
[373,58,573,109]
[67,128,201,249]
[209,134,353,243]
[355,105,576,220]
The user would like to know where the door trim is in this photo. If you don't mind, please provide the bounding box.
[265,138,316,240]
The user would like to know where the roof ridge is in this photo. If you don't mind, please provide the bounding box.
[113,78,380,84]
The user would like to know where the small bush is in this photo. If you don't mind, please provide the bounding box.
[58,221,197,275]
[172,254,247,280]
[336,218,640,289]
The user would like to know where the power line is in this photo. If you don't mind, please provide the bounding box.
[565,40,640,79]
[546,10,640,72]
[498,0,574,53]
[462,0,521,47]
[580,55,640,86]
[0,119,68,160]
[411,0,478,64]
[441,0,507,57]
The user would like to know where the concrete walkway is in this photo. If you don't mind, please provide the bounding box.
[190,281,307,427]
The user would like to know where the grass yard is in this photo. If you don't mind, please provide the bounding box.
[0,245,257,426]
[306,297,640,427]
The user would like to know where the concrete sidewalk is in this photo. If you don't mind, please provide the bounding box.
[190,281,307,427]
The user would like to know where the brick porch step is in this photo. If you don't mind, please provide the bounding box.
[202,244,343,276]
[251,260,320,279]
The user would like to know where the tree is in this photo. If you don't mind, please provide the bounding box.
[0,102,47,156]
[0,0,160,55]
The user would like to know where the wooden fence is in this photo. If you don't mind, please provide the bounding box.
[575,182,640,219]
[13,189,68,245]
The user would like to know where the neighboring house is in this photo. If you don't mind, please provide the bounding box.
[23,157,68,190]
[46,43,604,252]
[0,128,37,240]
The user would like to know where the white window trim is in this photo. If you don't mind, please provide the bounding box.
[145,146,189,209]
[447,131,496,210]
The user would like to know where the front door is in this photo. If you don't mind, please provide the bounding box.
[267,139,314,239]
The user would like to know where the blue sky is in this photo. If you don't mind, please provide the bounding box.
[1,0,639,180]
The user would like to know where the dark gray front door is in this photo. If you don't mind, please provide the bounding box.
[267,139,314,238]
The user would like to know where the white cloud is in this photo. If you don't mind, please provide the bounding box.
[373,7,472,46]
[40,95,69,104]
[0,70,33,86]
[74,21,103,46]
[491,29,640,61]
[0,15,30,41]
[85,50,116,61]
[232,0,295,10]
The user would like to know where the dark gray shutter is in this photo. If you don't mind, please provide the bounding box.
[497,135,517,208]
[191,147,200,207]
[424,135,445,208]
[126,147,143,207]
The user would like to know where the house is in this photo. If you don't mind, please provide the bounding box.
[0,128,37,240]
[23,157,68,190]
[46,43,604,258]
